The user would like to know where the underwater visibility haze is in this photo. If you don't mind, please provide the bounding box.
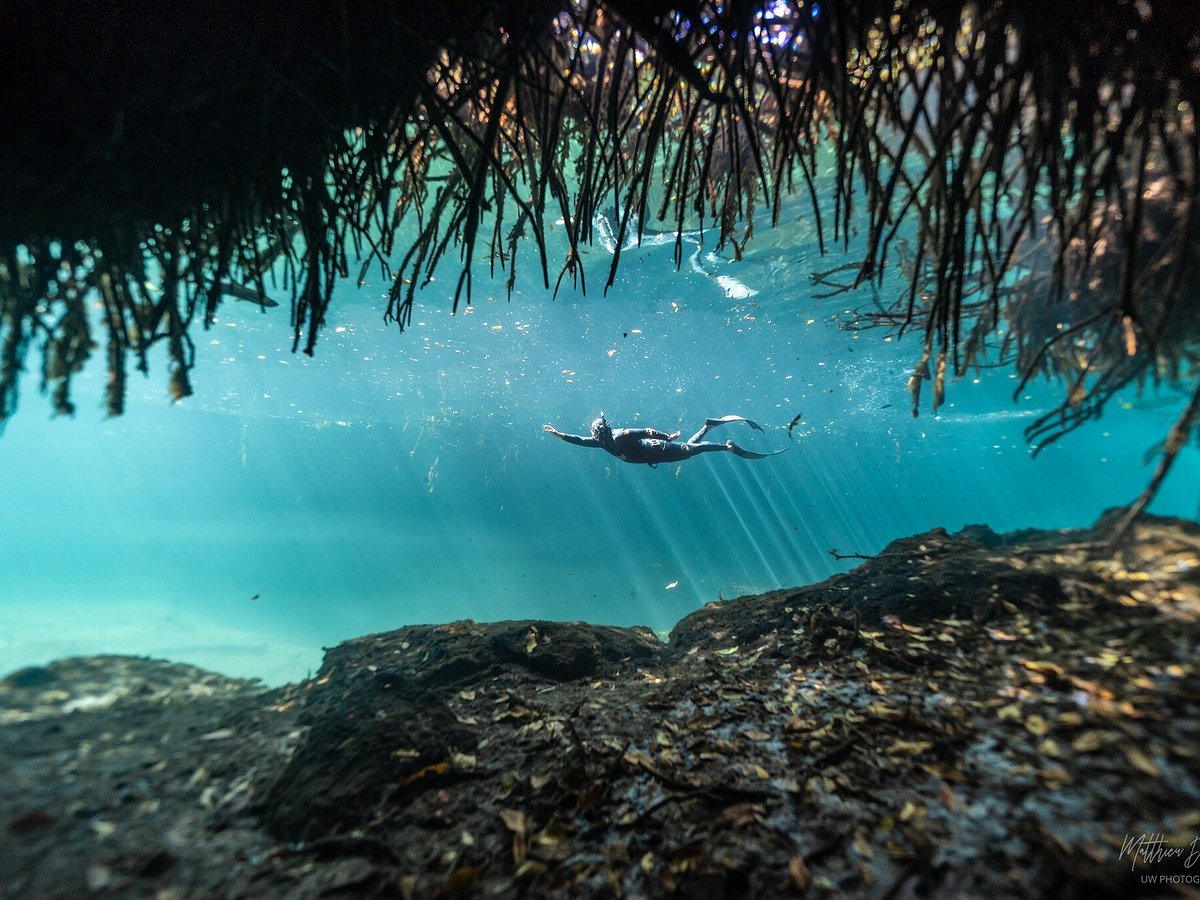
[7,3,1200,895]
[2,204,1196,686]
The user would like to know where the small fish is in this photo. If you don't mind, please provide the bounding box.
[221,281,280,308]
[787,412,803,440]
[250,593,260,601]
[665,581,679,590]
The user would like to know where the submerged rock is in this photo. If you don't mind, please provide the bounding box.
[669,527,1070,652]
[313,619,665,692]
[262,620,665,841]
[263,682,476,842]
[2,512,1198,898]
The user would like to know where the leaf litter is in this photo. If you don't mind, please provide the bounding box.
[1,511,1198,897]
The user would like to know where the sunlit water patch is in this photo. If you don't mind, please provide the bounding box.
[1,205,1196,684]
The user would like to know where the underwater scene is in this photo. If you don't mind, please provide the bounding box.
[2,198,1197,686]
[9,3,1200,895]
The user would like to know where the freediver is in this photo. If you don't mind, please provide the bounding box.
[543,414,785,467]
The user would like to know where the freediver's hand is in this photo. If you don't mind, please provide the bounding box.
[543,424,560,436]
[668,431,681,440]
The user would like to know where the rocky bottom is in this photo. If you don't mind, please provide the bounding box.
[2,511,1199,898]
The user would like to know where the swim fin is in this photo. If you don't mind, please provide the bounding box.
[727,442,787,459]
[706,415,764,432]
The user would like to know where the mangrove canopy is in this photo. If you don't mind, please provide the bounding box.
[1,0,1198,521]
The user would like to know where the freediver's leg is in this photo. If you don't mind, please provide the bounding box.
[725,441,787,459]
[679,441,734,456]
[669,439,786,460]
[686,415,765,444]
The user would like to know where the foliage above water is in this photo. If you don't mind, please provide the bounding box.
[1,0,1198,515]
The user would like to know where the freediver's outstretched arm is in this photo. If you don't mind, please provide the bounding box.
[543,424,601,447]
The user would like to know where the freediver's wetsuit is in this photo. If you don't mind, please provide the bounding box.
[547,416,783,467]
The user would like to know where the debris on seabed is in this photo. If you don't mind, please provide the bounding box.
[1,512,1198,897]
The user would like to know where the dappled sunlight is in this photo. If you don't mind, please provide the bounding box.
[1,195,1197,683]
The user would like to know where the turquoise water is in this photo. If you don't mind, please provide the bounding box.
[2,206,1197,684]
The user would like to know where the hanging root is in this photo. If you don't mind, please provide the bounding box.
[0,1,1197,516]
[1107,382,1200,552]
